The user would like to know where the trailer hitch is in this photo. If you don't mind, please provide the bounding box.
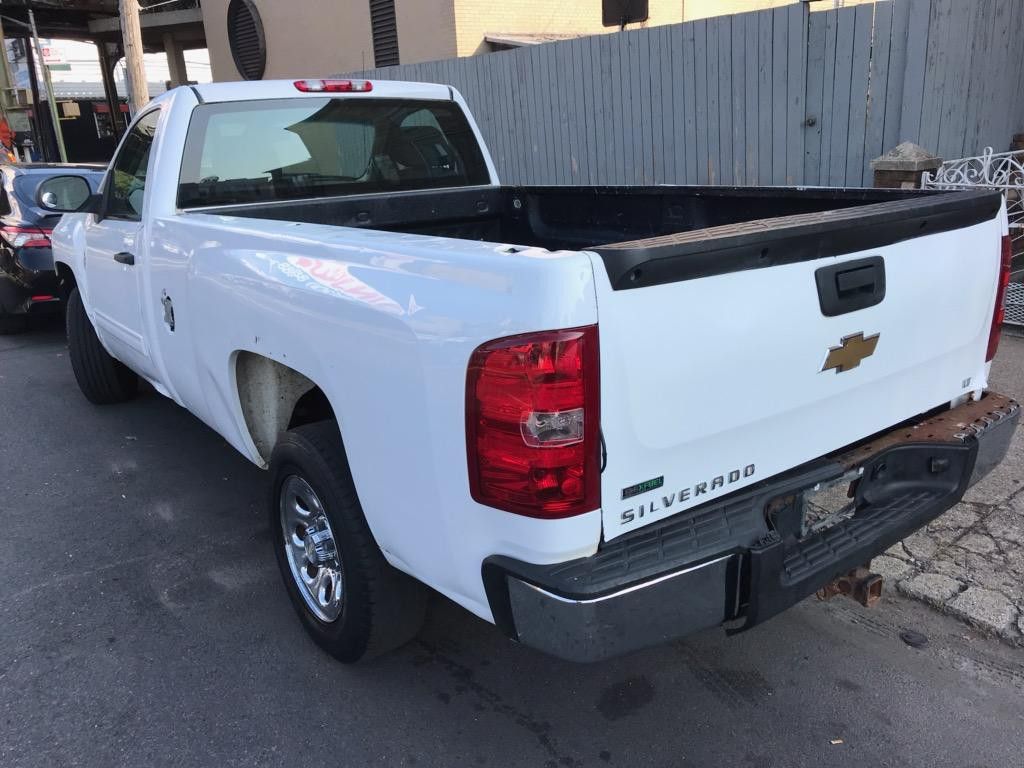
[816,565,883,608]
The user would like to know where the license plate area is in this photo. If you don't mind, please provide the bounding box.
[801,468,863,536]
[765,467,867,543]
[763,393,1018,544]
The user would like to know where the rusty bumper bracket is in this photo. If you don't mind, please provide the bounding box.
[816,566,883,608]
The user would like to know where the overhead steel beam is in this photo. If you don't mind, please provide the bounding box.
[88,7,202,34]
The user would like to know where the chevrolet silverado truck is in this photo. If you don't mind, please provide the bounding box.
[46,79,1018,663]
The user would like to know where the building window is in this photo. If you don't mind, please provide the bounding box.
[369,0,399,67]
[227,0,266,80]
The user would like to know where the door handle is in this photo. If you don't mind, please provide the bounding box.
[114,252,135,266]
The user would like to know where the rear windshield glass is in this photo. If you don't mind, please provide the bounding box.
[177,97,490,208]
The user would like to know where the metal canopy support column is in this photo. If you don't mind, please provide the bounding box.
[97,41,124,140]
[163,32,187,86]
[0,16,11,123]
[21,32,51,161]
[28,8,66,162]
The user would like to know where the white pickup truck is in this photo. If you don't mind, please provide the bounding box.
[45,79,1017,663]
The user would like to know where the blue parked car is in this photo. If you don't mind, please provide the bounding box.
[0,163,105,333]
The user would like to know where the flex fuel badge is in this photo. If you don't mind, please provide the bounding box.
[621,476,664,500]
[619,464,757,525]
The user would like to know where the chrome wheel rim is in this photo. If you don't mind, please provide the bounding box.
[279,475,344,623]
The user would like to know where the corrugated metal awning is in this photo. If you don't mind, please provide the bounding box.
[49,80,169,99]
[483,32,590,48]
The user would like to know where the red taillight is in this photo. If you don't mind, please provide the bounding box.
[293,79,373,93]
[466,325,600,519]
[986,235,1013,362]
[1,225,51,249]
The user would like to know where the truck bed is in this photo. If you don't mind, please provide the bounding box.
[190,184,923,243]
[194,184,1000,288]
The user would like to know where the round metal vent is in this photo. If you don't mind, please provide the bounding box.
[227,0,266,80]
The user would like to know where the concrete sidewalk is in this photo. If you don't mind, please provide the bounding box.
[874,331,1024,642]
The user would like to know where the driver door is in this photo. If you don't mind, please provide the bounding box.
[84,109,159,379]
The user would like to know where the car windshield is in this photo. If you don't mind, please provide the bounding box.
[177,97,490,208]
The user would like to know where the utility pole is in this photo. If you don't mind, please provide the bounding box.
[28,9,66,162]
[119,0,149,114]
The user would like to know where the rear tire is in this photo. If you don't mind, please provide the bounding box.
[66,287,138,404]
[270,420,428,663]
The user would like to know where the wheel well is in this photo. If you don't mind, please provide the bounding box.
[55,262,77,301]
[289,385,335,430]
[235,352,336,464]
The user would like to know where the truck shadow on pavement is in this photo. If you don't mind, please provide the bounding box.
[3,318,1023,768]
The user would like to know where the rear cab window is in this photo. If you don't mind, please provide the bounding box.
[177,97,491,208]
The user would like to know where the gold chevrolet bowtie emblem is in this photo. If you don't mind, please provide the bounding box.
[821,332,880,373]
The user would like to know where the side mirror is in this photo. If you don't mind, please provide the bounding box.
[37,175,93,213]
[79,193,103,215]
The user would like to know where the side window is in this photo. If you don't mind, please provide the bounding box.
[105,110,159,219]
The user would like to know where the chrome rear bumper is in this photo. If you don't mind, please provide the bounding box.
[506,554,736,663]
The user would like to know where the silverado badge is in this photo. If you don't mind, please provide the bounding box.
[821,332,880,373]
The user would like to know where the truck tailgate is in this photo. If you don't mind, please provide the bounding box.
[590,191,1005,540]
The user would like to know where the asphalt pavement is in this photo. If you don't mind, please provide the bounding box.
[2,317,1023,768]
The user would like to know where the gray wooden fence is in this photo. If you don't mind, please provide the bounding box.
[347,0,1024,187]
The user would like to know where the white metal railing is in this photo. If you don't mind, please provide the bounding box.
[923,147,1024,326]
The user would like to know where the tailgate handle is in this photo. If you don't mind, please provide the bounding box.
[815,256,885,317]
[836,266,876,295]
